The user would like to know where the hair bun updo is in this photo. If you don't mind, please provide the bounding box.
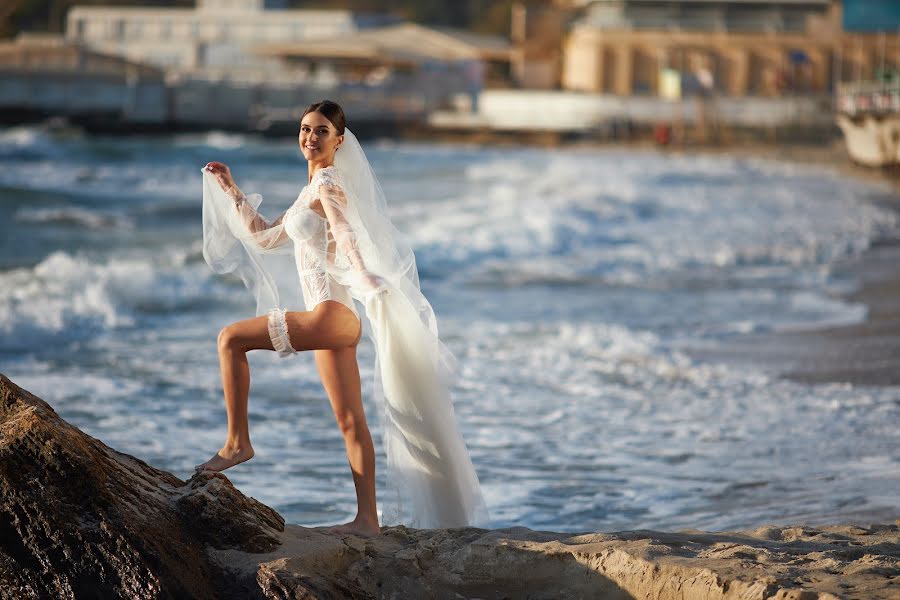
[301,100,346,135]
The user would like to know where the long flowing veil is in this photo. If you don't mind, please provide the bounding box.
[336,130,490,528]
[201,129,490,529]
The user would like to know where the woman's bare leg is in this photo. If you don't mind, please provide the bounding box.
[194,315,274,472]
[314,341,380,537]
[195,302,362,473]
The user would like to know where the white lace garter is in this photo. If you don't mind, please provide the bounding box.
[267,307,296,357]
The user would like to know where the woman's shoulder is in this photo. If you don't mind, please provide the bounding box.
[313,165,344,188]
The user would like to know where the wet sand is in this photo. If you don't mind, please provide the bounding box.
[697,237,900,386]
[779,238,900,386]
[680,143,900,386]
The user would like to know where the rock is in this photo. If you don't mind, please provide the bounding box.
[2,373,898,599]
[0,373,283,600]
[228,523,898,600]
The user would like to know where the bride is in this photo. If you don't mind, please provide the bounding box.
[197,100,489,536]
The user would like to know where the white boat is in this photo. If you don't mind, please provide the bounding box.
[835,81,900,167]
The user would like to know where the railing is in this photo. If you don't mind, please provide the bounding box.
[836,80,900,116]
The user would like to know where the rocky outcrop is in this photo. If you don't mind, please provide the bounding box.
[0,373,283,600]
[1,373,898,599]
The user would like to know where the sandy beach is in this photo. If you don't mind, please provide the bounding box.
[761,237,900,386]
[673,139,900,386]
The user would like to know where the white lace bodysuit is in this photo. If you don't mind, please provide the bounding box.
[260,166,362,356]
[282,166,360,322]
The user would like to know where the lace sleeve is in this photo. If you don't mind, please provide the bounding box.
[215,179,290,250]
[315,168,386,295]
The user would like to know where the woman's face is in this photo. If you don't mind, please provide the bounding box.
[299,111,343,163]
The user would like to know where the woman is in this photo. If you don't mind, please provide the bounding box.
[197,101,489,536]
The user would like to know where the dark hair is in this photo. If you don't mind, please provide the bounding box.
[301,100,346,135]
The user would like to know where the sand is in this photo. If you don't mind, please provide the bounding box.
[213,521,900,599]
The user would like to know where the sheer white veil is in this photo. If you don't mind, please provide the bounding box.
[333,130,425,316]
[336,129,490,528]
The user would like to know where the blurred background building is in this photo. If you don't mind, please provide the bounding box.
[0,0,510,131]
[65,0,392,76]
[0,32,167,126]
[437,0,900,148]
[561,0,835,96]
[523,0,893,99]
[0,0,898,149]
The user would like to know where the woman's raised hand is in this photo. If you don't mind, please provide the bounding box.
[204,161,235,191]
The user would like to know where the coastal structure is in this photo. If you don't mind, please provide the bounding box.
[0,33,167,125]
[507,1,898,99]
[510,2,575,90]
[434,1,900,140]
[64,0,392,78]
[250,22,511,121]
[0,1,507,131]
[8,0,894,139]
[433,1,844,134]
[561,0,836,96]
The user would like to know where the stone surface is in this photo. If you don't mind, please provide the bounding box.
[0,373,283,600]
[215,522,898,600]
[1,373,898,599]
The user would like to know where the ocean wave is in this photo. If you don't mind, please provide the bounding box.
[15,206,135,229]
[0,249,233,349]
[0,160,204,203]
[172,130,253,150]
[453,318,735,399]
[402,150,899,286]
[0,125,70,160]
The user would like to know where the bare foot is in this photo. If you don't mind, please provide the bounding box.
[326,517,380,538]
[194,443,254,473]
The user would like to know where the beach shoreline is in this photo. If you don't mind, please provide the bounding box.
[491,129,900,388]
[665,139,900,387]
